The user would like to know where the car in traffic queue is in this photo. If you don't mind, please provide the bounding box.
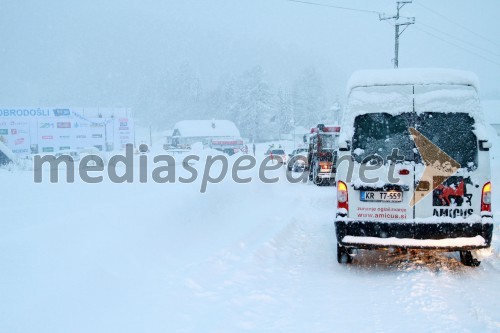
[307,124,340,186]
[287,148,309,172]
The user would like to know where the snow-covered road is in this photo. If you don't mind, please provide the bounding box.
[0,146,499,332]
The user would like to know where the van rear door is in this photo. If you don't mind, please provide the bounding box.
[350,112,416,224]
[411,112,482,223]
[411,84,484,225]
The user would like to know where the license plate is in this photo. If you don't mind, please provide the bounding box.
[360,191,402,202]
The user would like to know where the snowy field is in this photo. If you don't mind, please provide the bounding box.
[1,136,499,332]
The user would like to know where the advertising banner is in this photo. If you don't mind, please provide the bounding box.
[114,117,134,149]
[0,120,31,156]
[37,118,106,153]
[0,107,133,155]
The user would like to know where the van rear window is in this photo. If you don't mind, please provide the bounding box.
[417,112,477,168]
[352,113,416,163]
[352,112,478,168]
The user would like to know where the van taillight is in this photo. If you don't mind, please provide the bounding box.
[399,169,410,175]
[481,182,491,213]
[337,181,349,214]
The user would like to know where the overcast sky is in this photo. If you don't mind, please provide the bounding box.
[1,0,499,108]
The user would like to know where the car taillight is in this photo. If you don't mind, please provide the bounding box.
[337,181,349,214]
[319,161,332,171]
[481,182,491,213]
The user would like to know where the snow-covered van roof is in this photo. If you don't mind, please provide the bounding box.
[173,120,241,138]
[347,68,479,93]
[341,68,488,142]
[345,68,481,117]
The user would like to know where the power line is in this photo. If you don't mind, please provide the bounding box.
[286,0,380,15]
[418,21,500,59]
[383,17,500,60]
[414,0,500,48]
[287,0,500,68]
[413,26,500,67]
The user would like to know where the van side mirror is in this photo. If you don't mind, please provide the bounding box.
[479,140,492,151]
[339,141,350,152]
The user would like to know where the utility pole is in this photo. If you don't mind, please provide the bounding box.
[380,1,415,68]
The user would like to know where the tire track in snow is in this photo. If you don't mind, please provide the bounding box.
[352,249,500,332]
[218,185,337,331]
[161,178,500,332]
[163,182,336,332]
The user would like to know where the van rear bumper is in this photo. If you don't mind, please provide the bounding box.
[334,221,493,250]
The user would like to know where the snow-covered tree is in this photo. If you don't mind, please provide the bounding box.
[132,63,334,138]
[276,88,294,139]
[133,63,205,128]
[292,67,327,127]
[231,66,274,141]
[329,98,343,124]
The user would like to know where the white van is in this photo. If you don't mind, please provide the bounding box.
[335,69,493,266]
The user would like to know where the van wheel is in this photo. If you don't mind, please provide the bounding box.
[459,251,481,267]
[337,243,353,264]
